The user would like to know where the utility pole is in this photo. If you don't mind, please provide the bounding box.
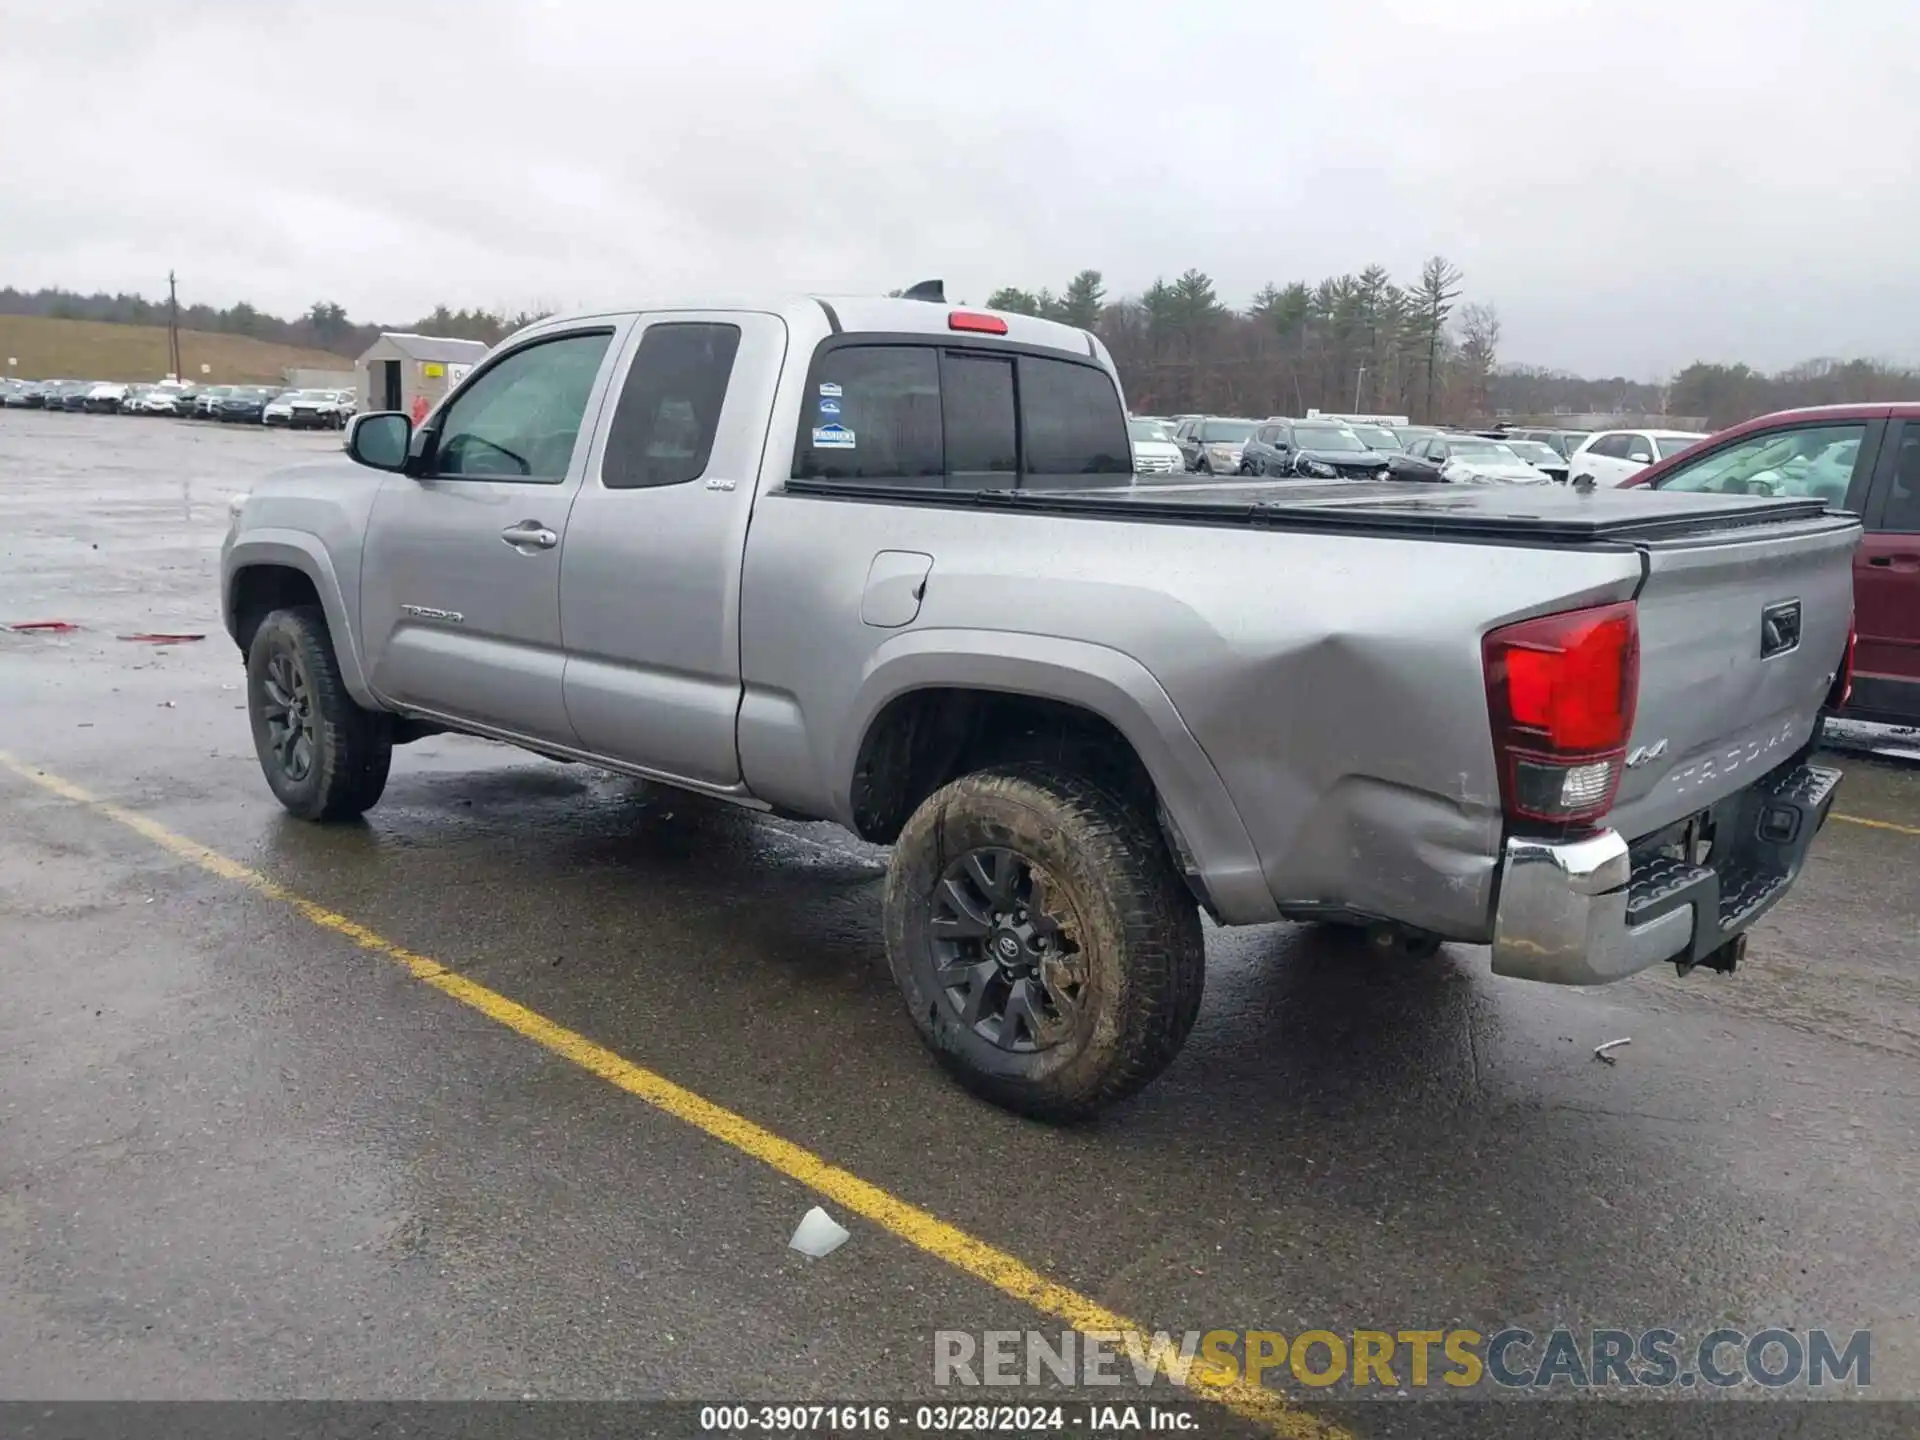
[166,271,182,381]
[1353,364,1367,414]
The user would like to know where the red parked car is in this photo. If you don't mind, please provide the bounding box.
[1626,403,1920,728]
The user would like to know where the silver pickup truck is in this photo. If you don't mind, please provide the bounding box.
[221,291,1857,1121]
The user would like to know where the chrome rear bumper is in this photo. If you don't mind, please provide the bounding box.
[1491,762,1841,986]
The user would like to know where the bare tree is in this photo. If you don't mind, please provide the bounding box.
[1414,256,1465,422]
[1453,303,1502,420]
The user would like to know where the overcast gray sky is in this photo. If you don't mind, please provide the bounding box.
[3,0,1917,378]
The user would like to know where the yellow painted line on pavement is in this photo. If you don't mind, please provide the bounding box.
[1833,811,1920,839]
[0,749,1340,1440]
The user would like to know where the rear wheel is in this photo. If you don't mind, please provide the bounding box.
[246,606,392,821]
[883,764,1205,1122]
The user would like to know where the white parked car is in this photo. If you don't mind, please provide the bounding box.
[1567,429,1710,487]
[139,384,191,415]
[84,382,129,414]
[262,391,299,427]
[289,389,355,430]
[1438,439,1553,486]
[1128,417,1184,475]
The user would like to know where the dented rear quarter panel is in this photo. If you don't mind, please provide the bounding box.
[739,494,1646,940]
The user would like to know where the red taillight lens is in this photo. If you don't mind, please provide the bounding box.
[1826,621,1856,710]
[948,310,1009,335]
[1484,601,1639,827]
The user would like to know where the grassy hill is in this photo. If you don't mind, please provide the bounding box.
[0,314,352,384]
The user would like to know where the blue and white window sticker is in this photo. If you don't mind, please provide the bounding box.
[812,423,856,449]
[818,398,842,417]
[818,382,843,398]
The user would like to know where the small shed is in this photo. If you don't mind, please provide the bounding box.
[356,333,491,422]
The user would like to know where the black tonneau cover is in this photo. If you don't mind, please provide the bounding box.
[784,476,1842,546]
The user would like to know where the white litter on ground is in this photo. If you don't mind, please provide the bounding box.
[789,1206,850,1258]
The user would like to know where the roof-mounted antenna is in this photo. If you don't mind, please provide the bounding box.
[900,279,946,303]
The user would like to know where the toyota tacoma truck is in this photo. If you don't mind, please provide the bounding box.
[220,290,1858,1121]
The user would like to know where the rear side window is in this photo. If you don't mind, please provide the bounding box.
[794,346,943,484]
[1877,425,1920,532]
[602,323,741,489]
[1019,356,1132,480]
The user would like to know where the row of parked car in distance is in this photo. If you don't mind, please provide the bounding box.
[1129,411,1711,488]
[0,377,357,428]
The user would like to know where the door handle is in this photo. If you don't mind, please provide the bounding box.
[1867,553,1920,571]
[500,522,558,551]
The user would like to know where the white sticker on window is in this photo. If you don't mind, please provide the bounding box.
[818,382,843,398]
[812,423,856,449]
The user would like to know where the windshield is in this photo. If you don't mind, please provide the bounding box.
[1502,441,1561,464]
[1450,440,1520,460]
[1293,425,1366,453]
[1198,420,1255,443]
[1128,419,1172,442]
[1655,434,1703,458]
[1349,424,1401,451]
[1656,423,1865,500]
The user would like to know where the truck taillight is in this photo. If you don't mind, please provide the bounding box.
[1483,601,1639,828]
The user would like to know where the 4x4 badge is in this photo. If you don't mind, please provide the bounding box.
[1625,739,1669,768]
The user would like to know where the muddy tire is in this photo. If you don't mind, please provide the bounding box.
[883,764,1205,1122]
[246,605,392,821]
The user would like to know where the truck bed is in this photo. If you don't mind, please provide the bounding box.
[784,475,1838,547]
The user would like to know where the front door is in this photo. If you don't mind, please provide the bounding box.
[360,324,624,746]
[558,311,787,788]
[1579,433,1637,486]
[1855,419,1920,721]
[381,359,402,411]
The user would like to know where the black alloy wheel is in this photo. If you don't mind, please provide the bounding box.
[929,846,1086,1053]
[259,648,316,784]
[245,605,392,821]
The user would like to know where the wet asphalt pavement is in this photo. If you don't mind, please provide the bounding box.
[2,409,1918,1435]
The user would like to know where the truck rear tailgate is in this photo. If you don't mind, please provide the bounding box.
[1609,511,1859,842]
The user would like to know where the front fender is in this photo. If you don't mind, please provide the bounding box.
[840,628,1278,925]
[223,530,378,709]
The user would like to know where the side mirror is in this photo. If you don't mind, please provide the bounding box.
[1628,449,1654,465]
[1273,441,1290,452]
[345,412,411,472]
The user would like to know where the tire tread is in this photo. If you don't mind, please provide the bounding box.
[885,762,1204,1122]
[249,605,391,821]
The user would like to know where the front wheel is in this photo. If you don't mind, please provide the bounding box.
[883,764,1205,1122]
[246,606,392,820]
